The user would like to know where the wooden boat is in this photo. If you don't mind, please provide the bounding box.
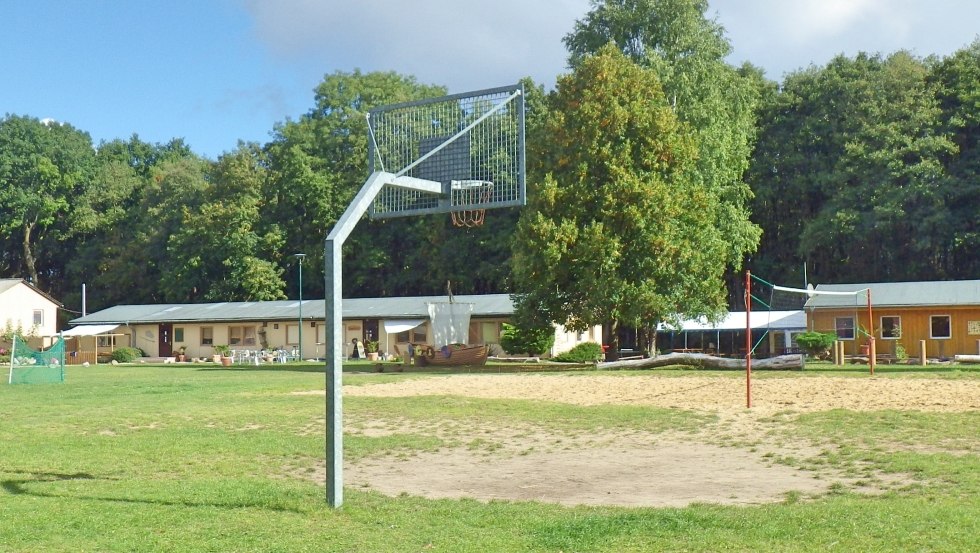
[415,343,489,366]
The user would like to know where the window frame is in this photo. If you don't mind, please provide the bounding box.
[880,316,901,340]
[33,309,43,326]
[930,315,951,340]
[835,316,855,340]
[228,325,257,346]
[97,335,116,348]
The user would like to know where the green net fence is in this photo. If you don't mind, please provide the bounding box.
[8,334,65,384]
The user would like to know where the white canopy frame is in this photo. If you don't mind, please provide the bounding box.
[62,325,124,364]
[382,319,425,356]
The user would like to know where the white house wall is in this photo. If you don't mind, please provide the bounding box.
[551,324,604,357]
[0,281,60,347]
[139,322,327,359]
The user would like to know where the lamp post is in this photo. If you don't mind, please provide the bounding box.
[294,253,306,361]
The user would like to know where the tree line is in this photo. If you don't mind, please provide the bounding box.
[1,0,977,337]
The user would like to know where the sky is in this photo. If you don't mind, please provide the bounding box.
[2,0,978,160]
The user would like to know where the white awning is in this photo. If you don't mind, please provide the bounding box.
[383,319,426,334]
[62,324,121,337]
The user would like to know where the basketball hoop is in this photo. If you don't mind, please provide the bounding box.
[450,180,493,227]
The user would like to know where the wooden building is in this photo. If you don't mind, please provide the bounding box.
[805,280,980,359]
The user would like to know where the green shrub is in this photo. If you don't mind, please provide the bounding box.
[111,347,144,363]
[794,331,836,359]
[500,322,555,356]
[894,341,908,360]
[553,342,604,363]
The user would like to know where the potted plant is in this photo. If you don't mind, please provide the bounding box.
[364,340,380,361]
[176,346,187,362]
[213,344,232,366]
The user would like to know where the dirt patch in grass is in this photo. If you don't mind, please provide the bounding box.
[344,433,834,507]
[295,373,977,507]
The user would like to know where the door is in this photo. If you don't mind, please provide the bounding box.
[363,319,379,343]
[159,323,173,357]
[344,322,362,357]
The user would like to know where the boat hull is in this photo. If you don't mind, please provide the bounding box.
[416,344,489,366]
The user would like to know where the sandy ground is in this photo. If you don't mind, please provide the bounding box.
[300,373,979,507]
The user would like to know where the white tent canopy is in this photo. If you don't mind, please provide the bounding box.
[62,324,121,337]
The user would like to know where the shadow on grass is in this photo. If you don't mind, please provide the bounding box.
[1,470,301,513]
[197,362,418,374]
[197,365,327,374]
[803,362,980,374]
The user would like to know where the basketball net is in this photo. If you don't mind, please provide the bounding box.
[450,181,494,228]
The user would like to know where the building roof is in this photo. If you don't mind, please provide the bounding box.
[0,279,19,295]
[69,294,515,325]
[659,311,806,332]
[804,280,980,309]
[0,278,63,306]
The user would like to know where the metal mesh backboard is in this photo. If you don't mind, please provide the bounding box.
[368,84,525,219]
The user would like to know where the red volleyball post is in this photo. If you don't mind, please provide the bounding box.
[867,288,875,376]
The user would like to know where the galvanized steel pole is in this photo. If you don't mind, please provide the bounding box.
[324,171,399,508]
[294,253,306,360]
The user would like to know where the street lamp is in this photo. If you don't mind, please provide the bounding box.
[294,253,306,361]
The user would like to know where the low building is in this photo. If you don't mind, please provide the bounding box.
[68,294,602,362]
[0,278,62,347]
[655,310,807,356]
[805,279,980,359]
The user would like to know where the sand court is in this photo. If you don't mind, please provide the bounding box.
[301,372,978,506]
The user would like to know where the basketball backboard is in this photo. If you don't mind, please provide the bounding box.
[367,83,525,219]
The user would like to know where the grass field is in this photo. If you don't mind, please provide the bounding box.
[1,362,977,552]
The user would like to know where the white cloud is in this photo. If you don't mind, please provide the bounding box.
[241,0,588,92]
[786,0,886,42]
[711,0,980,78]
[241,0,980,92]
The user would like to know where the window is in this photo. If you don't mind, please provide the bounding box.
[880,316,901,339]
[930,315,951,339]
[33,309,43,326]
[395,327,427,343]
[835,317,855,340]
[201,327,214,345]
[469,321,502,344]
[228,326,258,346]
[174,327,185,342]
[482,322,500,343]
[789,331,805,349]
[97,335,116,348]
[286,324,299,345]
